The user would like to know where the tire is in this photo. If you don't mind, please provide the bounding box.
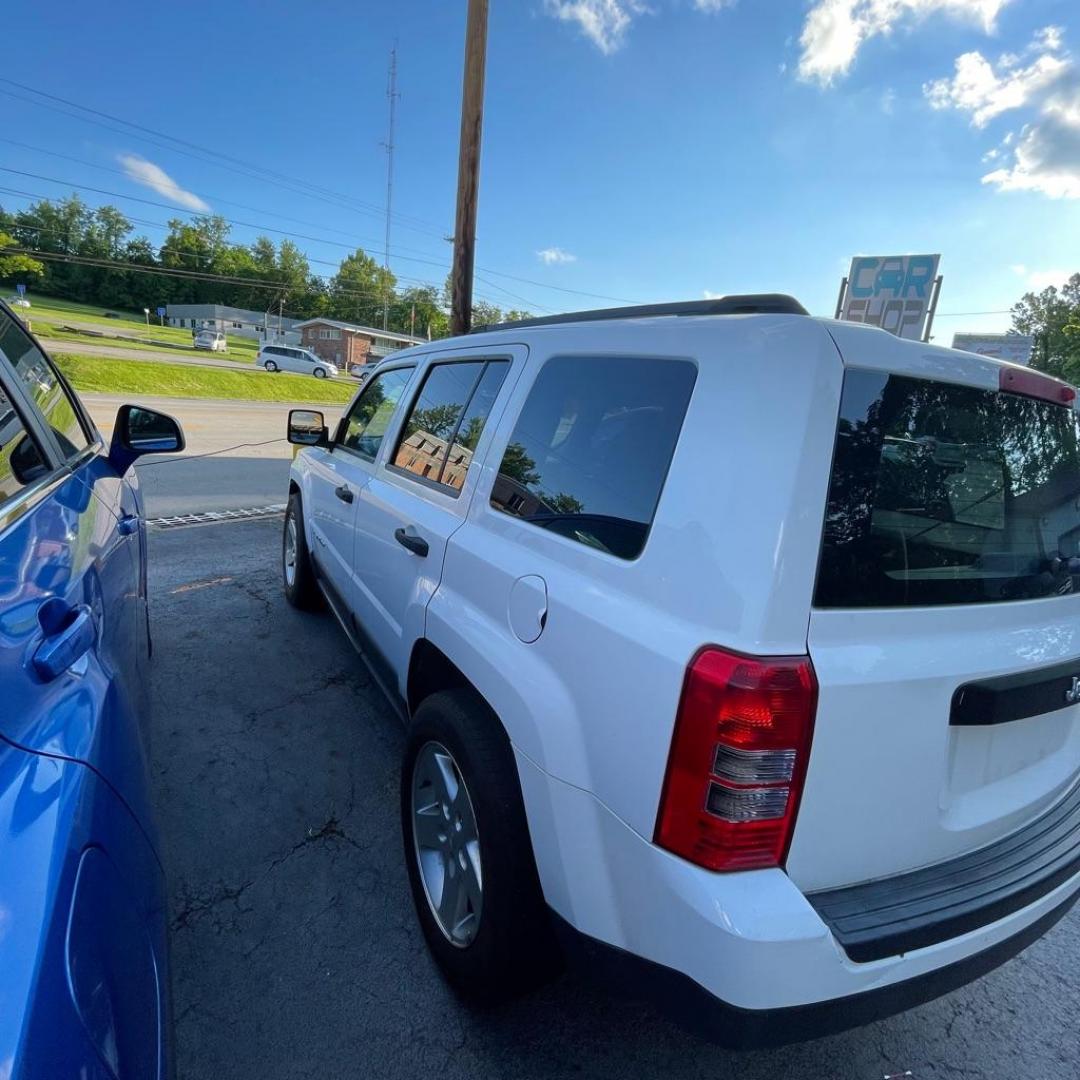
[314,367,327,379]
[402,690,561,1003]
[282,492,323,611]
[264,360,278,372]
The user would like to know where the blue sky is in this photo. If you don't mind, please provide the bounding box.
[3,0,1079,334]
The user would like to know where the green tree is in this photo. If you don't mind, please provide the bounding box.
[1011,273,1080,383]
[498,442,540,486]
[329,248,396,327]
[0,232,44,282]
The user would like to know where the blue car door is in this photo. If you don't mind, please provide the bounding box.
[0,307,153,827]
[0,306,168,1077]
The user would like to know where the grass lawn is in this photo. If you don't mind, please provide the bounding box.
[20,294,260,359]
[56,353,355,405]
[33,321,257,362]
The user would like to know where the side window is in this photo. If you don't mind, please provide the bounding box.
[0,381,51,505]
[338,367,414,460]
[391,360,508,492]
[0,309,91,460]
[490,356,696,560]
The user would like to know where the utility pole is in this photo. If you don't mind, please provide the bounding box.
[450,0,488,337]
[382,45,399,332]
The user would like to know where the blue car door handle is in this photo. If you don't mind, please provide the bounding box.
[33,604,95,681]
[117,514,140,536]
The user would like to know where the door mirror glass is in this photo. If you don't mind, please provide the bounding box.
[109,405,185,473]
[288,409,327,446]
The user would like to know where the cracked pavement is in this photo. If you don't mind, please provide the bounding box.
[150,518,1080,1080]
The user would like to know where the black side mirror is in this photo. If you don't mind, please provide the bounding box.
[109,404,185,474]
[288,409,328,447]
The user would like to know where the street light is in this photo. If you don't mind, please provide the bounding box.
[143,308,150,331]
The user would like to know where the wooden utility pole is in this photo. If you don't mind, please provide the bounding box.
[450,0,489,337]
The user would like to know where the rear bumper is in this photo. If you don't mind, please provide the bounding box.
[552,888,1079,1048]
[808,779,1080,962]
[514,747,1080,1042]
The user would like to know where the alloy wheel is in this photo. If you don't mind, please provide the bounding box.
[411,741,483,948]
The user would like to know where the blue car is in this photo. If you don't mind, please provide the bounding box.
[0,300,183,1079]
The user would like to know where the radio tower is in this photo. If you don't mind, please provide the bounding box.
[382,45,399,331]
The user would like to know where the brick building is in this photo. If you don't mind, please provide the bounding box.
[294,319,424,372]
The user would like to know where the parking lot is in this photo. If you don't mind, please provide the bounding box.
[151,512,1080,1080]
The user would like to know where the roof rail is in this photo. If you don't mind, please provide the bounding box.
[475,294,808,332]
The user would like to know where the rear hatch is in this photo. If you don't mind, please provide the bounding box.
[787,355,1080,893]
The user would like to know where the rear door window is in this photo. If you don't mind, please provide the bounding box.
[816,369,1080,607]
[391,360,508,493]
[490,355,696,560]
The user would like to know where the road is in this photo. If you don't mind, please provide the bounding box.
[152,518,1080,1080]
[83,393,344,516]
[48,336,264,372]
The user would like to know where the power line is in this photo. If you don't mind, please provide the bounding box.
[6,220,506,308]
[0,78,449,238]
[0,170,628,307]
[0,86,645,305]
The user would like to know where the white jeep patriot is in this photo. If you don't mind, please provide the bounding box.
[282,295,1080,1046]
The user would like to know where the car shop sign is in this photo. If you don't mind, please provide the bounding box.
[838,254,941,341]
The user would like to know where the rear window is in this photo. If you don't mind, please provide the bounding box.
[816,369,1080,607]
[490,355,696,560]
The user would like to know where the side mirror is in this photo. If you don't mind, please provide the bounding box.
[288,409,328,447]
[109,404,185,474]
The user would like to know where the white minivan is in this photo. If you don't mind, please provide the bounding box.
[281,296,1080,1046]
[258,344,338,379]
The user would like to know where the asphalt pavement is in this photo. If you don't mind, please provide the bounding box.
[48,336,260,371]
[83,393,344,516]
[151,517,1080,1080]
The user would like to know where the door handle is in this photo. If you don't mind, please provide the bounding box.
[394,527,429,558]
[117,513,139,536]
[334,484,354,504]
[33,602,95,681]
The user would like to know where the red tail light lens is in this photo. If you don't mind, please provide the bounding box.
[999,366,1076,406]
[654,647,818,872]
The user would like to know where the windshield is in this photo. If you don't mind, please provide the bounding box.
[816,370,1080,607]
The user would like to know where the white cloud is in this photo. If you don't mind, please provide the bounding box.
[1010,263,1027,275]
[1027,269,1074,291]
[798,0,1013,86]
[537,246,577,265]
[924,34,1068,126]
[542,0,649,54]
[543,0,733,54]
[118,154,209,211]
[703,289,723,299]
[924,27,1080,199]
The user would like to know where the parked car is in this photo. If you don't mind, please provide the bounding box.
[258,344,337,379]
[0,298,183,1077]
[7,296,30,309]
[282,296,1080,1046]
[193,329,228,353]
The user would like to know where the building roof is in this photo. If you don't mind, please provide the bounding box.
[293,318,424,343]
[165,303,302,328]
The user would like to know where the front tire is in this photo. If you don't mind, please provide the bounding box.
[314,367,327,379]
[402,690,560,1002]
[282,492,322,611]
[264,360,278,372]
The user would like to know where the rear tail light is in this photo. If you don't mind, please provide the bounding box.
[654,647,817,872]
